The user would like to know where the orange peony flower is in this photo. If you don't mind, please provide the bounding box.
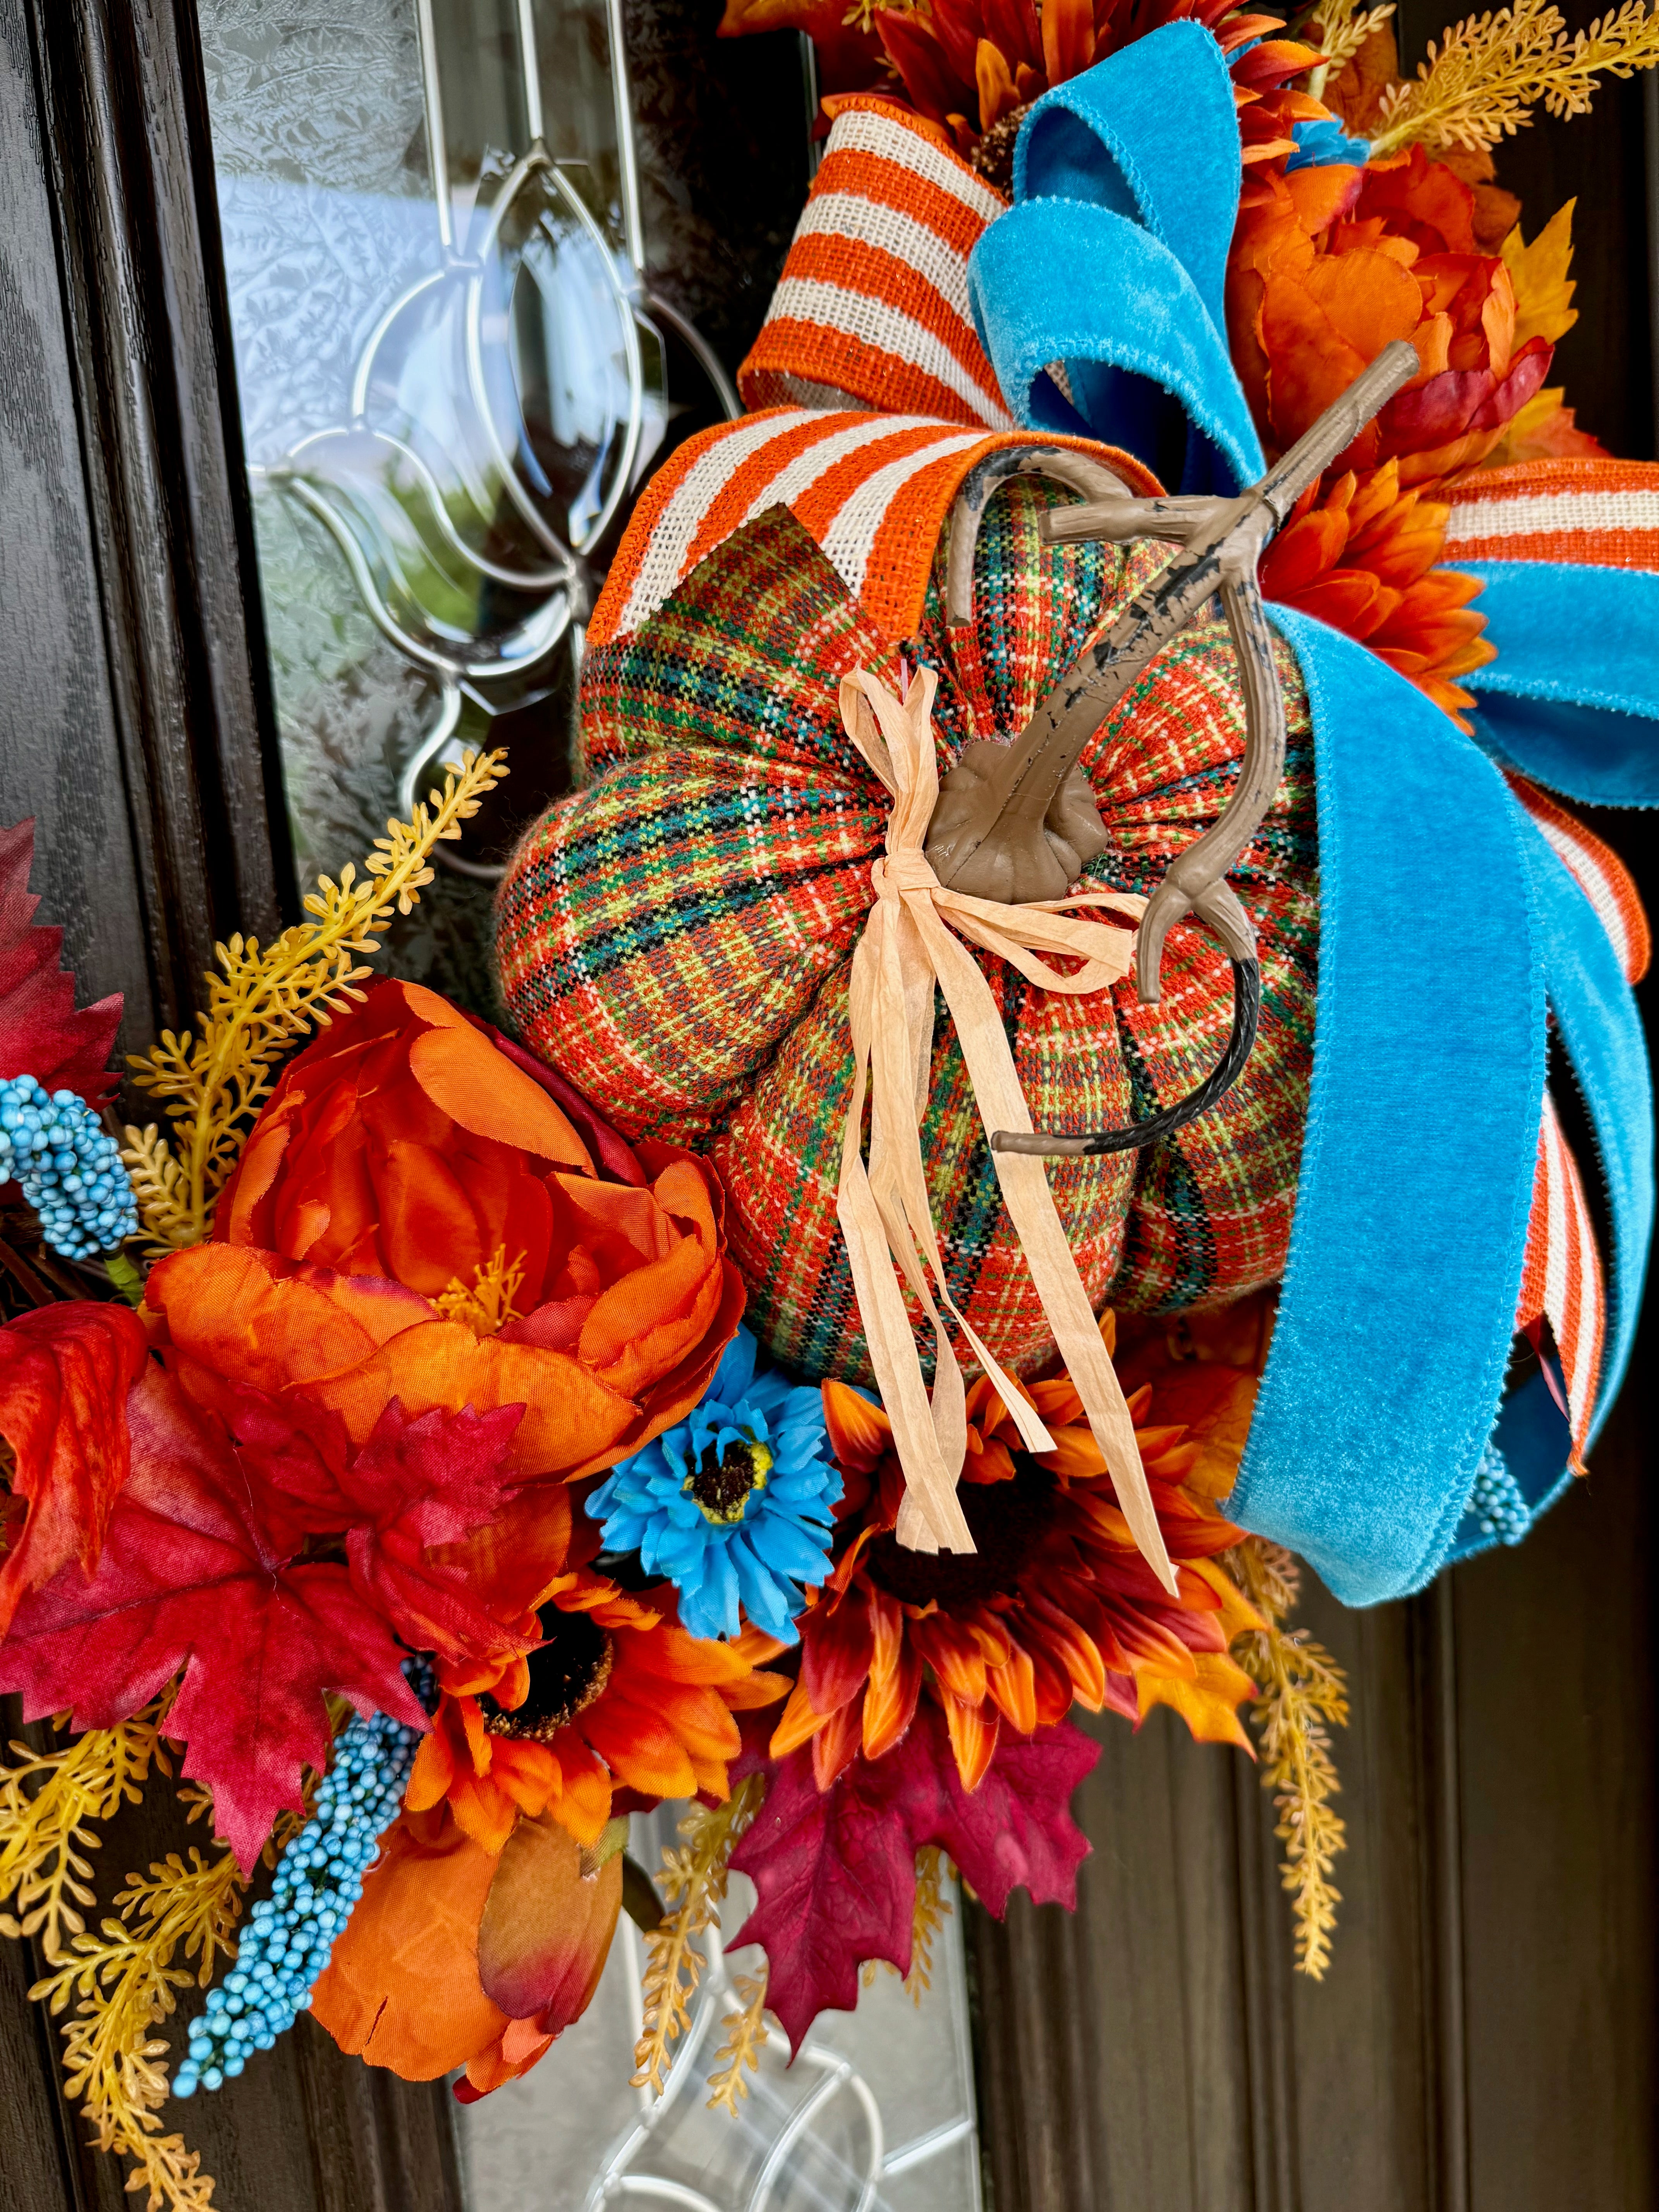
[772,1314,1263,1794]
[1258,459,1496,725]
[143,980,746,1486]
[311,1802,623,2094]
[1230,151,1551,486]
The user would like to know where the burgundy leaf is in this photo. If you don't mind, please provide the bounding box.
[730,1740,919,2047]
[731,1698,1100,2049]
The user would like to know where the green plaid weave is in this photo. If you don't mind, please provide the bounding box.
[496,487,1316,1385]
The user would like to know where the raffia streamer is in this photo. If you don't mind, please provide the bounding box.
[835,668,1175,1591]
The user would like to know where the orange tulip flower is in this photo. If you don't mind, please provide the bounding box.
[311,1803,623,2094]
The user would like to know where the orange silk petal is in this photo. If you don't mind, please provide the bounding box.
[986,1645,1039,1735]
[311,1814,509,2081]
[546,1734,614,1844]
[771,1676,833,1756]
[307,1321,636,1475]
[577,1169,723,1400]
[475,1811,621,2024]
[580,1693,699,1800]
[145,1242,433,1392]
[404,998,592,1171]
[938,1688,999,1791]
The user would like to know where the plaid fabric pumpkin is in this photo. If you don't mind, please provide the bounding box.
[496,483,1316,1386]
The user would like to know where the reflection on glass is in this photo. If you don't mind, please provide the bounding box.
[198,0,737,1006]
[458,1806,984,2212]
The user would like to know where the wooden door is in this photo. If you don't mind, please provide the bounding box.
[0,2,1653,2207]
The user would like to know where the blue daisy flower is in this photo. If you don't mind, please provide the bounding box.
[585,1328,840,1645]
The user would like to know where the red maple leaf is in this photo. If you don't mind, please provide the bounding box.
[0,821,123,1104]
[0,1303,149,1638]
[0,1366,426,1869]
[185,1378,531,1661]
[731,1700,1100,2048]
[337,1401,532,1659]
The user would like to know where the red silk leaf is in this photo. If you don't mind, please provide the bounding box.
[0,1303,148,1637]
[198,1382,531,1658]
[340,1401,532,1660]
[730,1735,920,2045]
[0,1366,425,1869]
[731,1700,1100,2048]
[0,821,122,1103]
[923,1704,1099,1916]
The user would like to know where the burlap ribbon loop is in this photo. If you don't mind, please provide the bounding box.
[836,667,1177,1591]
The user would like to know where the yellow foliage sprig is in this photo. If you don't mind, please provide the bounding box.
[122,749,509,1253]
[0,1710,167,1962]
[30,1802,246,2212]
[706,1967,770,2114]
[1370,0,1659,154]
[1228,1538,1350,1981]
[904,1845,949,2003]
[632,1776,764,2096]
[1309,0,1399,86]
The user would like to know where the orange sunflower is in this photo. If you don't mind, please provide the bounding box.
[408,1566,790,1851]
[771,1314,1264,1793]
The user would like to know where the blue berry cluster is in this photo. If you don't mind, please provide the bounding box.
[0,1075,137,1259]
[1469,1445,1530,1547]
[173,1692,425,2099]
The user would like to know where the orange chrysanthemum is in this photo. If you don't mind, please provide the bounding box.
[1259,458,1496,725]
[773,1316,1263,1794]
[408,1571,790,1851]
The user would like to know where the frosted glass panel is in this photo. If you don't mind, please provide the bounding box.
[197,0,769,1008]
[457,1808,983,2212]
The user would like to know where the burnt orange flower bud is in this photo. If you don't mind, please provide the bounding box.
[310,1804,622,2094]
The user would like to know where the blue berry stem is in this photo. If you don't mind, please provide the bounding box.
[1468,1443,1530,1547]
[0,1076,137,1260]
[173,1670,429,2099]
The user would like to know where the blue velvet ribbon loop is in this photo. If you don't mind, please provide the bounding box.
[1457,561,1659,807]
[969,24,1263,491]
[1230,614,1546,1604]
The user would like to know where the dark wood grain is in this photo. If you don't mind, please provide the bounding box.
[0,0,156,1051]
[21,0,290,1039]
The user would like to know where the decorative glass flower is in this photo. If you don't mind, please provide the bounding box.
[586,1329,840,1644]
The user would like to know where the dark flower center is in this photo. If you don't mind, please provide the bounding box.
[482,1605,614,1742]
[688,1436,771,1525]
[866,1456,1057,1608]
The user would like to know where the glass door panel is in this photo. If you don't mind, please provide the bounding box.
[197,0,799,1008]
[457,1806,984,2212]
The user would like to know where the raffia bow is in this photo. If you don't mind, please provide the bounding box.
[836,668,1177,1593]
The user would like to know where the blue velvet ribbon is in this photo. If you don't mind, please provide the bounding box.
[965,26,1656,1601]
